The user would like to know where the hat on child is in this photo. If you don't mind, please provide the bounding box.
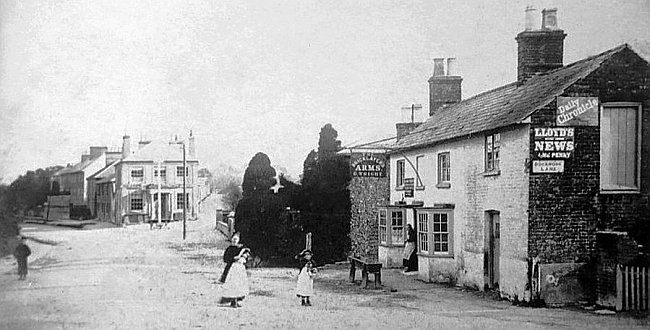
[298,249,312,257]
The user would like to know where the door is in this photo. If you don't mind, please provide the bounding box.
[484,211,500,290]
[153,193,171,220]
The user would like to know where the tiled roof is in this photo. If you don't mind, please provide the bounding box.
[338,136,397,154]
[395,44,630,151]
[121,140,198,163]
[88,160,118,180]
[53,156,102,176]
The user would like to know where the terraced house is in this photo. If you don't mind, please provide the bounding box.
[379,8,650,306]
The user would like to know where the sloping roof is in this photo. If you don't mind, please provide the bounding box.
[121,140,198,163]
[395,44,630,151]
[53,156,103,176]
[88,160,118,181]
[338,136,397,155]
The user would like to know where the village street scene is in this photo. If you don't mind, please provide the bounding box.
[0,195,646,330]
[1,1,650,329]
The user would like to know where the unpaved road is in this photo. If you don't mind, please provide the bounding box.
[1,195,647,329]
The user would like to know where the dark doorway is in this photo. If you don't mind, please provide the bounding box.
[484,211,500,290]
[153,193,171,220]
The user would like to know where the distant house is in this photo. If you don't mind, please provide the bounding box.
[87,161,118,223]
[114,134,199,225]
[51,147,121,208]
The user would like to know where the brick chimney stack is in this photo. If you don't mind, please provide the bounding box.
[516,7,566,84]
[188,130,196,158]
[122,135,131,158]
[428,57,462,117]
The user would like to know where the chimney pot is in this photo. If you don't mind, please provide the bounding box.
[524,6,538,31]
[541,8,558,30]
[433,58,445,76]
[122,135,131,158]
[446,58,458,76]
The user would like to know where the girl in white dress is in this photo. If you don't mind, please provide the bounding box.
[295,249,317,306]
[221,248,250,308]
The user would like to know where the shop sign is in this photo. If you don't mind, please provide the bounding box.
[532,160,565,173]
[533,127,574,159]
[352,153,386,177]
[556,97,599,126]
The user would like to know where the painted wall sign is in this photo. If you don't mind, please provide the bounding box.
[352,153,387,177]
[533,127,575,159]
[556,97,599,126]
[532,160,565,173]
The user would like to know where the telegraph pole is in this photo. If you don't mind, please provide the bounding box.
[182,142,186,240]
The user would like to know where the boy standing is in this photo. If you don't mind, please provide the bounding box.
[13,236,31,280]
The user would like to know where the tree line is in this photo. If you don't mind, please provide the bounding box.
[235,123,351,265]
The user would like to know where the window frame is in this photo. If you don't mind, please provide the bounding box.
[396,159,405,187]
[377,207,406,246]
[176,166,189,177]
[154,166,167,178]
[415,155,425,189]
[485,132,501,174]
[130,194,143,211]
[177,193,189,209]
[416,208,454,258]
[600,102,642,193]
[131,167,144,179]
[437,152,451,188]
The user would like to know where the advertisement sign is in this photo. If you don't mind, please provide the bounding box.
[532,160,565,173]
[533,127,574,160]
[352,153,387,177]
[556,97,599,126]
[403,178,414,197]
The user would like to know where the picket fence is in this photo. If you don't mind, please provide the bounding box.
[616,264,650,311]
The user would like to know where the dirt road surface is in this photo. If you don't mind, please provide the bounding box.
[1,195,647,329]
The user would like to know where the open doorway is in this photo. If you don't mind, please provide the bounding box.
[484,210,500,290]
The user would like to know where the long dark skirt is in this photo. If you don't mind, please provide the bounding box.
[17,258,28,276]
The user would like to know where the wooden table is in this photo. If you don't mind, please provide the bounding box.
[348,256,382,289]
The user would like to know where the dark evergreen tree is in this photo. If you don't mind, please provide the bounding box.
[299,124,351,264]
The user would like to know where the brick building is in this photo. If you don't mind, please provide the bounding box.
[381,8,649,305]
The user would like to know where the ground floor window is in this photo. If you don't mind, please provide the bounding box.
[416,208,454,257]
[377,207,406,245]
[177,193,189,209]
[130,194,143,211]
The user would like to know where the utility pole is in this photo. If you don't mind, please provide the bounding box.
[182,142,186,240]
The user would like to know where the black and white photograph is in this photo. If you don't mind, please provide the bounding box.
[1,0,649,329]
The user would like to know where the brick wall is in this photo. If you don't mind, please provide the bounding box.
[529,48,650,264]
[528,46,650,271]
[349,152,390,261]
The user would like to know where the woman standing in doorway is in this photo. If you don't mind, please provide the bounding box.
[403,224,418,273]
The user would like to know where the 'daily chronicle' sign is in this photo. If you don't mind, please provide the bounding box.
[556,97,599,126]
[352,153,387,177]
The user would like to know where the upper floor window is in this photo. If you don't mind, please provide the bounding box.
[485,133,500,172]
[378,208,406,245]
[176,166,188,177]
[415,156,425,188]
[600,103,641,192]
[154,167,167,177]
[396,160,405,187]
[131,167,144,179]
[437,152,451,188]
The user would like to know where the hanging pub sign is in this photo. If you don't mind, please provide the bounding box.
[556,97,599,126]
[403,178,414,197]
[351,153,387,177]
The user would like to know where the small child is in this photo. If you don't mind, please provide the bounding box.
[295,249,317,306]
[13,236,31,280]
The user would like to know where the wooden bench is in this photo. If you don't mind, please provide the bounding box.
[348,256,382,289]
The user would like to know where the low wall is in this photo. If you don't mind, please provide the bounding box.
[538,262,595,306]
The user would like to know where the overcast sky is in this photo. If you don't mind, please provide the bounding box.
[1,0,649,183]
